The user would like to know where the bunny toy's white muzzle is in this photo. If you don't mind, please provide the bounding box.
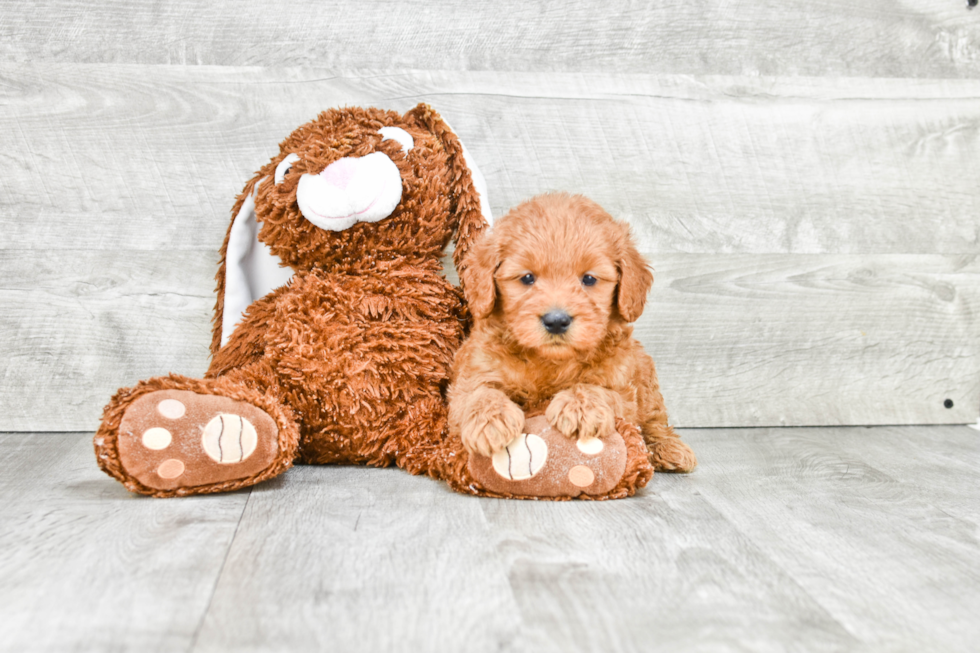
[296,152,403,232]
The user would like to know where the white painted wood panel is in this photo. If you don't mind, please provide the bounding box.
[200,464,859,653]
[5,426,979,651]
[2,249,974,430]
[2,1,978,78]
[689,426,980,650]
[0,250,213,432]
[478,484,858,652]
[192,466,523,652]
[1,67,977,430]
[3,66,977,255]
[0,433,248,653]
[644,254,980,427]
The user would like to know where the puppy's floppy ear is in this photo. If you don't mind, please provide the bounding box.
[458,229,498,320]
[615,225,654,323]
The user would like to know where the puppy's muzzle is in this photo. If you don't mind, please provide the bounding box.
[541,309,573,335]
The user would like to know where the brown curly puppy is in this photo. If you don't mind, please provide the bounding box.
[449,192,697,474]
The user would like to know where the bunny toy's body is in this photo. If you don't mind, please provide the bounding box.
[95,105,488,496]
[210,257,467,470]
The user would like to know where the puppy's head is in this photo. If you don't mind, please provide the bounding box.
[461,193,653,359]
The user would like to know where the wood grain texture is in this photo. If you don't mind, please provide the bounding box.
[479,486,857,652]
[1,68,978,430]
[839,425,980,524]
[688,426,980,651]
[643,254,980,427]
[3,65,978,255]
[191,466,523,653]
[0,250,214,432]
[2,251,975,431]
[0,432,248,653]
[2,0,979,78]
[5,426,979,651]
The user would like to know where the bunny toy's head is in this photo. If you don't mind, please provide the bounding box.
[214,103,493,350]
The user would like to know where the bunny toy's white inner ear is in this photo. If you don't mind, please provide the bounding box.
[459,141,493,226]
[440,119,493,226]
[221,179,295,347]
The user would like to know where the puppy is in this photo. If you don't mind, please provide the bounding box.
[448,192,696,473]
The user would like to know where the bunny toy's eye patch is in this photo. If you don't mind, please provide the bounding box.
[378,127,414,154]
[275,153,300,185]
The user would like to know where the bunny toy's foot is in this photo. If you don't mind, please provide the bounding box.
[466,415,650,500]
[114,389,282,494]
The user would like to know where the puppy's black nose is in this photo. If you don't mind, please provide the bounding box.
[541,310,572,335]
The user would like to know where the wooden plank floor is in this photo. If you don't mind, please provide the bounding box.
[3,426,978,652]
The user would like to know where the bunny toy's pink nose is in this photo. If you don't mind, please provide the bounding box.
[296,151,403,232]
[319,158,357,191]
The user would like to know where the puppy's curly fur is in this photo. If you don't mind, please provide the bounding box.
[448,192,696,473]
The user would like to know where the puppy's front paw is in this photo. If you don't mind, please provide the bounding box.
[546,388,617,441]
[461,394,525,457]
[649,438,697,473]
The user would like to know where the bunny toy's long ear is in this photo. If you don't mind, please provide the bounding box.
[210,178,295,354]
[405,104,493,285]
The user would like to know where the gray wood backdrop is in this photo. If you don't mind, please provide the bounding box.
[1,0,978,431]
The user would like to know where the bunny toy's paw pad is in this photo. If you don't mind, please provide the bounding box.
[116,390,280,492]
[467,416,628,499]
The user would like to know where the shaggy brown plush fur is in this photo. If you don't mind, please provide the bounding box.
[94,104,491,497]
[448,193,696,479]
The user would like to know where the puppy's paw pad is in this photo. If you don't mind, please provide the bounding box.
[156,399,186,419]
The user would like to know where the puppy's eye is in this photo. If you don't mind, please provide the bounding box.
[582,274,598,287]
[274,153,300,185]
[519,273,535,286]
